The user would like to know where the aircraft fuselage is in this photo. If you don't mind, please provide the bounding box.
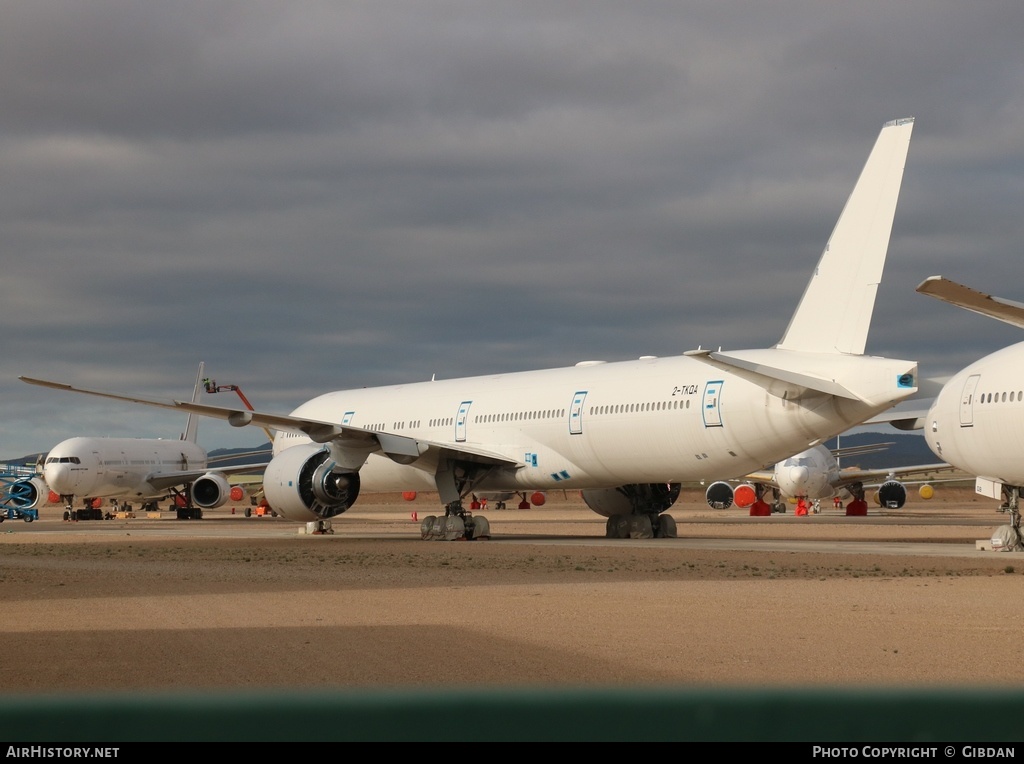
[925,341,1024,485]
[276,351,915,493]
[44,437,208,500]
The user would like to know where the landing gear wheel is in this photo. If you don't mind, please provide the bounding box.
[420,515,439,539]
[467,515,490,540]
[606,516,630,539]
[440,515,466,541]
[629,515,654,539]
[655,513,677,538]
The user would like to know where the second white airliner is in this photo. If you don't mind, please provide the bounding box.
[9,364,265,520]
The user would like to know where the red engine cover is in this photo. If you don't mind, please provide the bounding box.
[733,484,756,508]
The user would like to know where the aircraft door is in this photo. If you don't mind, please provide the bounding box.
[569,391,587,435]
[702,380,724,427]
[455,401,472,442]
[959,374,980,427]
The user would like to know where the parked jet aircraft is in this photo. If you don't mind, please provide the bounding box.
[704,442,954,514]
[7,364,266,520]
[21,118,918,539]
[906,276,1024,548]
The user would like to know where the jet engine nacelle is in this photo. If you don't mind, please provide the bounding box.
[191,473,232,509]
[875,480,908,509]
[263,444,361,522]
[3,477,50,509]
[705,481,735,510]
[580,483,681,518]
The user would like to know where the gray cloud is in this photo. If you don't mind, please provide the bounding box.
[3,1,1024,457]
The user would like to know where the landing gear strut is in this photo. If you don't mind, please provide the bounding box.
[171,486,203,520]
[767,486,786,514]
[993,486,1024,552]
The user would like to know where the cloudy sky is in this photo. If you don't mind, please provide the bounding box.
[2,1,1023,459]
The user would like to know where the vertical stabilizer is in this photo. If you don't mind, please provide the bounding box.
[776,118,914,355]
[181,362,204,443]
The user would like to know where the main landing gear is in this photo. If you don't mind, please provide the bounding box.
[62,496,104,521]
[993,486,1024,552]
[598,483,680,539]
[170,486,203,520]
[419,500,491,541]
[603,512,677,539]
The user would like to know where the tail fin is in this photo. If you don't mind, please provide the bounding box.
[776,118,914,354]
[181,362,204,443]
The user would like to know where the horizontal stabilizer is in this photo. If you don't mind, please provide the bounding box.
[701,349,859,399]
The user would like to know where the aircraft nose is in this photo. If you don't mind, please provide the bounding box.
[44,463,72,493]
[788,465,810,491]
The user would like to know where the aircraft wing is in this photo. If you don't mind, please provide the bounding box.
[917,276,1024,329]
[736,461,959,495]
[828,463,960,490]
[19,376,521,471]
[832,442,894,460]
[143,462,270,493]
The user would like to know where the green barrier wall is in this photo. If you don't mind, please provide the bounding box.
[1,687,1022,742]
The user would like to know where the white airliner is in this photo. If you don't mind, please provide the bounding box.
[704,442,954,514]
[8,364,266,520]
[903,276,1024,548]
[21,118,919,539]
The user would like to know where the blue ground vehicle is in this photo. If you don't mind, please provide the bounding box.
[1,463,43,523]
[0,505,38,523]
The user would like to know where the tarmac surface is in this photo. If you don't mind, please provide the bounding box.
[2,488,1023,696]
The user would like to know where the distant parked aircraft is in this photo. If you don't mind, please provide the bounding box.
[8,363,265,520]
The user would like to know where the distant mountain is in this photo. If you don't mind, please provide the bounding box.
[822,432,938,469]
[206,443,272,467]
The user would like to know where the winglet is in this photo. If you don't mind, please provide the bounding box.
[776,118,914,354]
[182,362,204,443]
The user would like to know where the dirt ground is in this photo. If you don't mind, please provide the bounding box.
[3,486,1022,701]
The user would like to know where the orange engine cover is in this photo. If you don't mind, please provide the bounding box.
[733,484,756,508]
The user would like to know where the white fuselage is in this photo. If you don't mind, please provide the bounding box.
[44,436,208,500]
[925,342,1024,485]
[272,351,915,494]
